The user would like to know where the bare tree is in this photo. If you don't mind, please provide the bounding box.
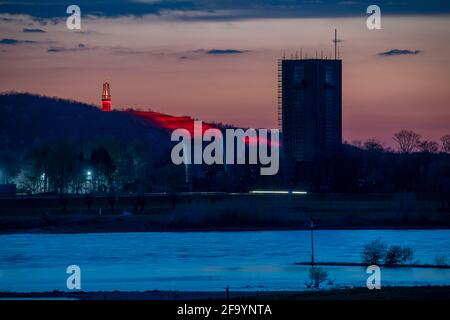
[393,130,421,153]
[441,134,450,153]
[362,239,387,265]
[384,246,414,266]
[364,138,384,152]
[305,267,330,289]
[418,140,439,153]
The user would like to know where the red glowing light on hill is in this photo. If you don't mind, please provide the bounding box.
[128,111,214,137]
[128,110,279,146]
[101,82,111,112]
[244,135,281,147]
[101,100,111,112]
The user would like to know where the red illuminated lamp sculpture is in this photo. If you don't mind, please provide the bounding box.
[101,82,111,112]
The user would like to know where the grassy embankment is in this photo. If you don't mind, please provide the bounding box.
[0,193,449,233]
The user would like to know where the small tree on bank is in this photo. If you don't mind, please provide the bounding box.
[305,267,330,289]
[362,239,387,265]
[362,239,414,266]
[384,246,414,266]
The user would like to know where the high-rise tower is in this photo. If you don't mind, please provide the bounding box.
[101,82,111,112]
[280,58,342,162]
[279,33,342,162]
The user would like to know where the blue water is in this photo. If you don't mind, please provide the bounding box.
[0,230,449,292]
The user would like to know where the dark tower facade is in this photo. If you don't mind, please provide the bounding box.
[101,82,111,112]
[280,58,342,162]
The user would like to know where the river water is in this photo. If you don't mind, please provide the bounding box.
[0,230,449,292]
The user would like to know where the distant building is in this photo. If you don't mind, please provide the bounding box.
[101,82,111,112]
[279,58,342,162]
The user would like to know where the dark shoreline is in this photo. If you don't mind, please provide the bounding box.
[1,286,450,300]
[294,261,450,269]
[2,225,450,235]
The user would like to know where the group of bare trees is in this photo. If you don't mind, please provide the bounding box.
[330,130,450,194]
[354,130,450,154]
[393,130,449,154]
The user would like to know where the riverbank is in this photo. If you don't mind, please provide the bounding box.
[294,262,450,269]
[2,222,450,234]
[2,225,450,235]
[1,286,450,300]
[1,193,449,233]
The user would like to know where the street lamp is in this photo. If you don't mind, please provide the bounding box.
[307,218,316,266]
[85,170,93,193]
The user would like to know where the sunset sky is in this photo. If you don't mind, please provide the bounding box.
[0,1,449,146]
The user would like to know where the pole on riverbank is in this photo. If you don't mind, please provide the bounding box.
[309,218,315,266]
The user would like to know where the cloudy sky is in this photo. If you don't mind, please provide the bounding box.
[0,0,449,145]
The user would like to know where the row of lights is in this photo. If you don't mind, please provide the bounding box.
[40,171,93,179]
[250,190,307,195]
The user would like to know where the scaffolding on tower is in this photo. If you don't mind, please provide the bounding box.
[277,58,282,131]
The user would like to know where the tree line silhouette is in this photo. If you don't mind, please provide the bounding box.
[0,93,449,195]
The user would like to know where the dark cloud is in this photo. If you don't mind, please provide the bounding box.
[186,48,249,58]
[206,49,248,55]
[23,28,46,33]
[0,0,190,19]
[377,49,422,57]
[47,47,61,52]
[110,47,163,56]
[109,47,249,60]
[0,0,448,20]
[0,16,20,22]
[47,43,89,53]
[0,38,36,45]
